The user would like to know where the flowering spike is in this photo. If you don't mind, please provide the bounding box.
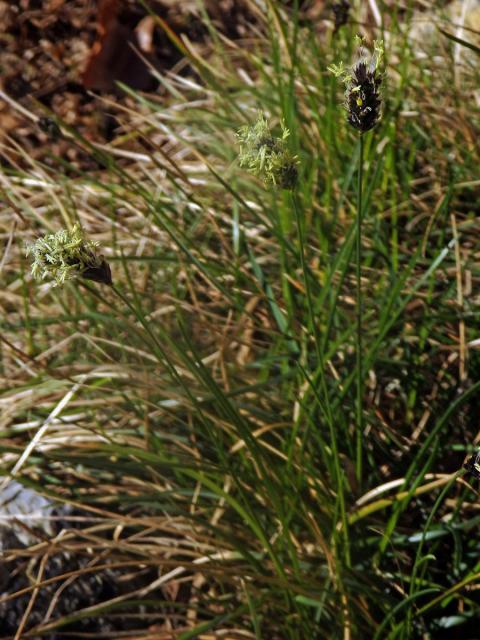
[26,224,112,287]
[237,114,299,190]
[329,38,384,133]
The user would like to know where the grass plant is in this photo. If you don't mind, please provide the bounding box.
[1,1,480,638]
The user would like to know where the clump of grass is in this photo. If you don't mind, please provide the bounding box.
[1,2,480,639]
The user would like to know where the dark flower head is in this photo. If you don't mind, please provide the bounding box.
[26,224,112,287]
[346,56,382,132]
[329,38,384,134]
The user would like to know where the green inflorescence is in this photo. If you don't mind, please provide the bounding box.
[237,113,298,189]
[26,223,111,287]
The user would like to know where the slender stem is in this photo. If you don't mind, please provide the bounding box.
[355,135,364,483]
[292,195,351,569]
[110,284,186,392]
[292,192,321,365]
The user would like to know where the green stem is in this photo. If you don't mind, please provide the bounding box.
[292,192,321,365]
[292,196,351,570]
[355,135,364,483]
[109,284,187,395]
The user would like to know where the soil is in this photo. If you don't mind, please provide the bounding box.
[0,0,269,163]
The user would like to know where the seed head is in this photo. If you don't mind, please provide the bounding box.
[329,38,383,133]
[237,114,299,190]
[26,223,112,287]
